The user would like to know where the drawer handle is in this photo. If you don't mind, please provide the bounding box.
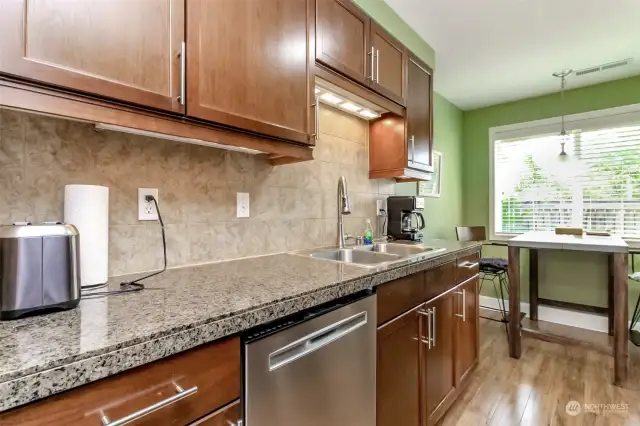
[100,383,198,426]
[460,261,479,269]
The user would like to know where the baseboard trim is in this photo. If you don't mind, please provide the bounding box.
[479,295,614,333]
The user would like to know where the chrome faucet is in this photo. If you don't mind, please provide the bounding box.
[337,176,352,249]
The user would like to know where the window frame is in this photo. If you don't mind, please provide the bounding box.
[488,102,640,243]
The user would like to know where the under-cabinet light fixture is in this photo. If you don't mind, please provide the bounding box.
[339,102,361,113]
[319,92,344,104]
[358,110,379,119]
[94,124,264,155]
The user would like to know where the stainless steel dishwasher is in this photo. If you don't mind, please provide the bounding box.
[243,291,376,426]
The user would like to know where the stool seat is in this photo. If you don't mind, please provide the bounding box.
[480,258,508,272]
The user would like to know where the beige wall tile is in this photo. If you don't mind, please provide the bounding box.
[0,104,393,276]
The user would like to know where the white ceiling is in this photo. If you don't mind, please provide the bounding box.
[385,0,640,110]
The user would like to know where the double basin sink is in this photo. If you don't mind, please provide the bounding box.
[305,243,446,268]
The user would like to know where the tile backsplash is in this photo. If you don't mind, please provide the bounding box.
[0,105,395,276]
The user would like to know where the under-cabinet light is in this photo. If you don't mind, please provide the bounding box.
[358,110,380,119]
[339,102,361,113]
[94,124,264,154]
[319,92,344,105]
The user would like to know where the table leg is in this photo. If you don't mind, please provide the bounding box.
[508,246,521,359]
[613,252,628,386]
[608,253,614,336]
[529,249,539,321]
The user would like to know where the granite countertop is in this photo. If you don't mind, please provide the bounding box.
[0,240,480,412]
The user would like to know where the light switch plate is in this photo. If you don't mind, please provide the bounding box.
[138,188,159,221]
[237,192,250,218]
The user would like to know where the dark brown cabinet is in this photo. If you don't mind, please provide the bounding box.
[422,294,456,423]
[0,0,185,113]
[187,0,315,145]
[369,53,433,181]
[406,53,433,172]
[377,308,422,426]
[315,0,407,106]
[193,399,241,426]
[370,22,407,105]
[455,276,480,385]
[377,256,480,426]
[315,0,371,87]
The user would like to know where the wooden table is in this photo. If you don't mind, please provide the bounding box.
[507,231,629,386]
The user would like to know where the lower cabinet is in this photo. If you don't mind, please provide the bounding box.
[376,259,480,426]
[191,399,240,425]
[422,293,456,423]
[455,276,480,385]
[376,307,421,426]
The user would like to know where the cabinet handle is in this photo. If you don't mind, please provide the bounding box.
[455,290,466,322]
[460,261,479,270]
[376,49,380,83]
[368,46,375,80]
[311,98,319,139]
[418,308,431,349]
[431,306,436,348]
[178,41,186,105]
[100,383,198,426]
[409,135,415,163]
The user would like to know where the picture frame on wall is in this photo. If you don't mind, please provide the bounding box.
[417,150,442,198]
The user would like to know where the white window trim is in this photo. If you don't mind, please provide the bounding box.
[488,102,640,242]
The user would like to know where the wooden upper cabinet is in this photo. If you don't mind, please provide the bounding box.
[187,0,315,145]
[0,0,185,113]
[315,0,371,87]
[377,307,422,426]
[406,53,433,172]
[455,276,480,386]
[370,22,407,105]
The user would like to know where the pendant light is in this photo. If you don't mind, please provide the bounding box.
[552,69,573,158]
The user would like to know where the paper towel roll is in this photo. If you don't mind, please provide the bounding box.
[64,185,109,288]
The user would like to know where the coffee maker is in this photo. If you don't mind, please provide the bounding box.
[387,196,425,241]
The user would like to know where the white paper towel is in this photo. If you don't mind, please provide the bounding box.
[64,185,109,288]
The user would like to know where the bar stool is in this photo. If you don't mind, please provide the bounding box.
[456,226,510,337]
[629,252,640,346]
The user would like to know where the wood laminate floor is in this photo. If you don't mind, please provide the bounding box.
[438,319,640,426]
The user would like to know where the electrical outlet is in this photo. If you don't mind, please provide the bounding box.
[138,188,159,221]
[237,192,250,218]
[376,199,385,216]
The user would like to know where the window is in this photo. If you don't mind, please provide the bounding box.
[490,104,640,240]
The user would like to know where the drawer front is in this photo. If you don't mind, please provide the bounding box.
[191,399,241,426]
[0,337,241,426]
[377,272,425,325]
[456,252,480,283]
[425,261,455,301]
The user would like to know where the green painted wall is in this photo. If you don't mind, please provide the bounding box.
[397,93,464,240]
[462,75,640,313]
[354,0,436,68]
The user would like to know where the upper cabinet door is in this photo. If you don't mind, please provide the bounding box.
[370,22,407,106]
[187,0,314,145]
[406,53,433,172]
[0,0,185,113]
[315,0,371,87]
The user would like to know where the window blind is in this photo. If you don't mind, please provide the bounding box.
[493,122,640,238]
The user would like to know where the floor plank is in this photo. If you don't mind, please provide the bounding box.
[438,319,640,426]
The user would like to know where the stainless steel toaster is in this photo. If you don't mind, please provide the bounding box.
[0,223,81,320]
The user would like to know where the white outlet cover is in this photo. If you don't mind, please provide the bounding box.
[237,192,250,218]
[138,188,159,221]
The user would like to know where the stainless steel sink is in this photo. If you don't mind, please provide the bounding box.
[310,248,400,265]
[357,243,436,257]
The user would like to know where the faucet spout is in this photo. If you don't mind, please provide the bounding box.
[337,176,351,249]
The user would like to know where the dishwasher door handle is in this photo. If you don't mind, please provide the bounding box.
[269,311,368,371]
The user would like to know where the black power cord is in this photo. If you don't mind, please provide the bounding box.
[82,195,167,299]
